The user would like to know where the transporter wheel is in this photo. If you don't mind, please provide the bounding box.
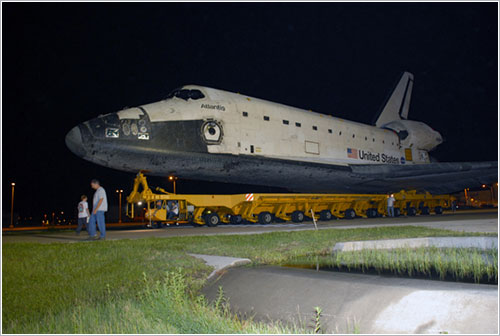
[420,206,430,215]
[434,206,443,215]
[344,208,356,220]
[291,211,305,223]
[320,210,333,221]
[205,213,220,227]
[230,215,243,224]
[394,208,401,217]
[258,212,273,225]
[366,208,378,218]
[408,207,417,216]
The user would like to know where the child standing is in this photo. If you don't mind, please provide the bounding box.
[76,195,90,235]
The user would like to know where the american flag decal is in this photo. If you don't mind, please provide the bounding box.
[347,148,358,159]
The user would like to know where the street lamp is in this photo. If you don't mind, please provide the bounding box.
[489,184,496,204]
[10,183,15,228]
[116,189,123,223]
[168,175,178,194]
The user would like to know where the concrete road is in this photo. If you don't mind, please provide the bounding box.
[203,266,498,334]
[2,210,497,244]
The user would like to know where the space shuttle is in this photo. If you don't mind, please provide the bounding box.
[65,72,497,194]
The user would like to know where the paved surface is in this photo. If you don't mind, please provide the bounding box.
[188,254,251,280]
[333,236,498,252]
[203,266,498,334]
[2,210,497,244]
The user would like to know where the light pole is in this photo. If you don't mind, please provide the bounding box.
[169,176,178,194]
[10,183,15,228]
[489,184,497,205]
[116,189,123,223]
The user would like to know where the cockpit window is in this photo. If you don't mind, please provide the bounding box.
[166,88,205,101]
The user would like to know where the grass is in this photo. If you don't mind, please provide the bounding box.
[284,247,498,284]
[2,225,497,333]
[13,270,304,334]
[159,225,496,265]
[2,240,212,333]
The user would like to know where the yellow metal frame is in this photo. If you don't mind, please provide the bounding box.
[126,172,455,225]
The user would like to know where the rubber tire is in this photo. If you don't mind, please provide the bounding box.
[344,208,356,219]
[394,208,401,217]
[366,208,377,218]
[320,210,333,221]
[420,206,430,215]
[205,213,220,227]
[230,215,243,224]
[408,207,417,216]
[258,212,273,225]
[434,206,443,215]
[291,211,305,223]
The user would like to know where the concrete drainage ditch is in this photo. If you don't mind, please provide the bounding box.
[196,237,499,334]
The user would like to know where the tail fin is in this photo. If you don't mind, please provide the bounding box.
[374,71,414,127]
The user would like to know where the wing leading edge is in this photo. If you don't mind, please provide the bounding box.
[349,161,498,194]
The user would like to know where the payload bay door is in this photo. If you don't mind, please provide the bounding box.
[304,118,320,155]
[237,102,261,155]
[279,112,295,156]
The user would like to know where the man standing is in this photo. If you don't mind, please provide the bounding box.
[387,194,396,217]
[88,179,108,240]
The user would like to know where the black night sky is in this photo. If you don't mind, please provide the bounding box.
[2,2,498,223]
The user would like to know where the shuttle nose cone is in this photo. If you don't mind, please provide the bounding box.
[65,126,86,157]
[436,133,444,144]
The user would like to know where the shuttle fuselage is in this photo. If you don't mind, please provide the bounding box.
[65,73,496,194]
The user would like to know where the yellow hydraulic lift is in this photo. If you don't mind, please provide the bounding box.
[126,172,455,227]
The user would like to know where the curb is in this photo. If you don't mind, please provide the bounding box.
[188,253,252,280]
[332,236,498,253]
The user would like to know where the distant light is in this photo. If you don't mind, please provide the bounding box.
[120,189,123,192]
[470,198,474,201]
[11,182,15,186]
[168,176,174,181]
[482,184,487,188]
[138,201,143,206]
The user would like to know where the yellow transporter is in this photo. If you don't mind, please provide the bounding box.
[126,173,455,227]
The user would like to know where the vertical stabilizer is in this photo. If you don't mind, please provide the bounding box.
[374,72,414,127]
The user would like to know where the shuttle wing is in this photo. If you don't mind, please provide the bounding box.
[349,161,498,194]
